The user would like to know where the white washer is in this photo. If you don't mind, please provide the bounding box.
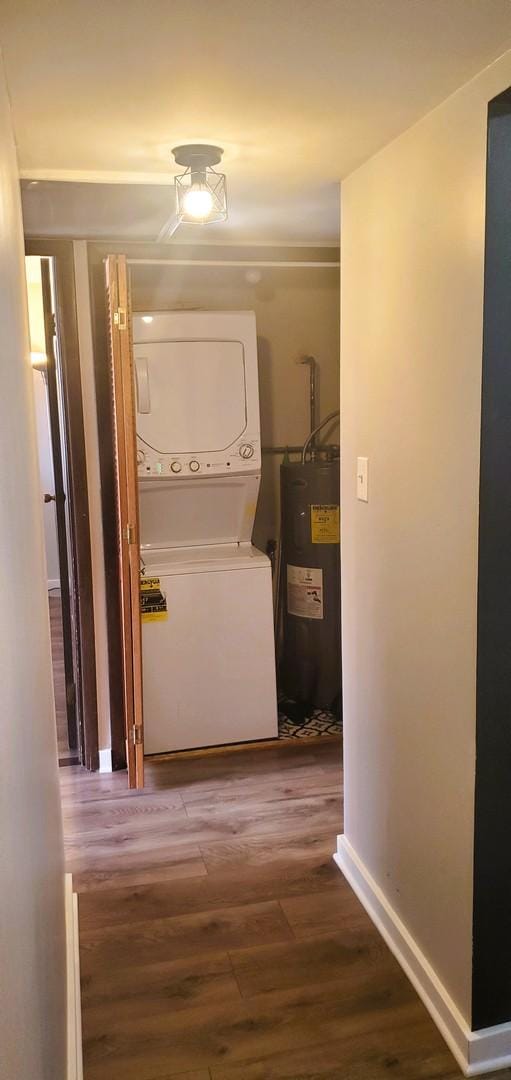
[141,545,277,753]
[133,311,278,754]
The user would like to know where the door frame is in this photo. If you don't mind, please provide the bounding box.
[26,238,99,770]
[40,258,78,753]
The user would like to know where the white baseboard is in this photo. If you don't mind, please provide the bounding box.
[48,578,61,590]
[98,747,112,773]
[65,873,83,1080]
[334,835,511,1077]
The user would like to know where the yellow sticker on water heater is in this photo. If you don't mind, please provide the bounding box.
[310,504,340,544]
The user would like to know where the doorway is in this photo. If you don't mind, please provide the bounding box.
[27,254,79,764]
[92,249,341,788]
[25,242,99,770]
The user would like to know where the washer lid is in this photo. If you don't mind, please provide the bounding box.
[138,473,261,550]
[141,543,269,576]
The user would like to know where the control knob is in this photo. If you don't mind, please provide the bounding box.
[170,461,182,473]
[189,460,200,472]
[137,449,146,465]
[239,443,255,459]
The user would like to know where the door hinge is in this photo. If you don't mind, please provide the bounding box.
[123,523,135,544]
[114,307,127,330]
[133,725,143,746]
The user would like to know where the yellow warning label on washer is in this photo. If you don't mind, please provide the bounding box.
[140,576,168,622]
[310,504,340,544]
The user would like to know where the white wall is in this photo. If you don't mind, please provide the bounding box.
[340,49,511,1023]
[0,58,67,1080]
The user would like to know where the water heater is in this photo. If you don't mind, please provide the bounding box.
[279,459,341,710]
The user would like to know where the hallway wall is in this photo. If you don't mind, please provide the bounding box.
[339,48,511,1025]
[0,58,67,1080]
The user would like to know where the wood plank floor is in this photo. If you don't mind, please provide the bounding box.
[62,739,472,1080]
[49,592,77,764]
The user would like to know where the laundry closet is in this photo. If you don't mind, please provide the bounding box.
[84,239,341,785]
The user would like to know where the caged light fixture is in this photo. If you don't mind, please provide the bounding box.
[156,143,228,242]
[173,144,227,224]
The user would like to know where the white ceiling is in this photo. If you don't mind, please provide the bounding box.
[3,0,511,243]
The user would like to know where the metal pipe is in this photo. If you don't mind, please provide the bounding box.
[301,409,340,465]
[308,358,318,441]
[262,444,305,455]
[296,356,318,459]
[262,444,339,455]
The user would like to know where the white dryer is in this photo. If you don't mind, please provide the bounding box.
[134,310,261,479]
[133,311,278,754]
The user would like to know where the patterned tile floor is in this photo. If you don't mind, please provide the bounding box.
[278,700,342,739]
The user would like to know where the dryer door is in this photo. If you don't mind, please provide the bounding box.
[134,338,247,455]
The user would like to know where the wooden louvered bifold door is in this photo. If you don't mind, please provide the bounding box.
[105,254,144,789]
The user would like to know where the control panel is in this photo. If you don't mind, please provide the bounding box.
[137,438,260,478]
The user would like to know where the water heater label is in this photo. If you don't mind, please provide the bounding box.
[310,504,340,544]
[287,565,324,620]
[140,576,168,622]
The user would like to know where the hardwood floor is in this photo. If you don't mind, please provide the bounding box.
[62,740,467,1080]
[49,592,77,764]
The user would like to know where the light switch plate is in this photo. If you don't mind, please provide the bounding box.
[357,457,368,501]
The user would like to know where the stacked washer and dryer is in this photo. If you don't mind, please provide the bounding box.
[133,310,278,754]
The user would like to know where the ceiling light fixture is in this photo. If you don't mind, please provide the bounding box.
[156,143,227,242]
[173,144,227,224]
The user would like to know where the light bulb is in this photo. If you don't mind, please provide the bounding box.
[183,185,214,220]
[30,351,47,370]
[142,315,153,323]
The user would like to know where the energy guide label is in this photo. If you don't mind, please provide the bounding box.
[310,504,340,544]
[140,576,168,622]
[287,565,324,620]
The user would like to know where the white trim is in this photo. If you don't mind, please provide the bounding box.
[65,873,83,1080]
[99,747,112,773]
[22,168,176,185]
[128,258,339,269]
[72,892,83,1080]
[334,835,511,1076]
[47,578,61,590]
